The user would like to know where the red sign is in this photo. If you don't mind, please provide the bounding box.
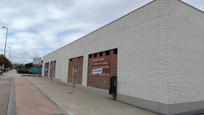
[91,57,110,77]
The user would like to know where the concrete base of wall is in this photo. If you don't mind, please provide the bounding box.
[117,94,204,115]
[52,79,204,115]
[67,82,112,98]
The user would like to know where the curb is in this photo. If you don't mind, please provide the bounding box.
[7,77,16,115]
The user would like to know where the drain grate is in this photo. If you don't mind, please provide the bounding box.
[50,113,66,115]
[67,92,73,94]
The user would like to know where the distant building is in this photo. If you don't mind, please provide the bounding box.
[33,58,42,67]
[31,58,42,74]
[42,0,204,114]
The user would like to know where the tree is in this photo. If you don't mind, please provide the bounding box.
[0,54,13,68]
[25,63,33,69]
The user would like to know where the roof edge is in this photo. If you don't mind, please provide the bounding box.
[179,0,204,14]
[43,0,155,58]
[43,0,204,59]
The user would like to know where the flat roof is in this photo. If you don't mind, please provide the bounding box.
[44,0,204,58]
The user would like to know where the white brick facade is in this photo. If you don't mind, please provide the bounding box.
[166,1,204,104]
[42,0,204,114]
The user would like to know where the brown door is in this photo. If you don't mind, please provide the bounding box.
[44,62,49,77]
[68,56,83,84]
[50,61,56,80]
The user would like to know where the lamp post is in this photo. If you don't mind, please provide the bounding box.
[8,47,11,60]
[2,26,8,56]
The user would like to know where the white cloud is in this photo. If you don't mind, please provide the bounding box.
[0,0,203,63]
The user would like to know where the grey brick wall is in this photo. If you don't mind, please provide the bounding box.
[42,0,204,112]
[166,0,204,104]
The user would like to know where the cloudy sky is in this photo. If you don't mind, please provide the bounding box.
[0,0,203,63]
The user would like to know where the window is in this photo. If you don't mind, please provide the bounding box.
[105,50,110,55]
[114,49,118,54]
[94,53,97,58]
[99,52,103,56]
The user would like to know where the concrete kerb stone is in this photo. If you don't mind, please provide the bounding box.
[7,77,16,115]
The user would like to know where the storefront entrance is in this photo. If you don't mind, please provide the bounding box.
[68,56,83,85]
[50,61,56,80]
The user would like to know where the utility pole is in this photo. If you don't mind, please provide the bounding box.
[2,26,8,56]
[8,47,11,60]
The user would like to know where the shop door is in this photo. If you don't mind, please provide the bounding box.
[68,56,83,84]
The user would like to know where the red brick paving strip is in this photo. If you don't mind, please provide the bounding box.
[15,76,61,115]
[0,76,13,115]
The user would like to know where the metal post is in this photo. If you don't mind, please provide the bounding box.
[8,47,11,60]
[72,66,77,88]
[2,27,8,56]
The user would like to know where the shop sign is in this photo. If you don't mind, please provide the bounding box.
[92,68,103,75]
[91,57,110,76]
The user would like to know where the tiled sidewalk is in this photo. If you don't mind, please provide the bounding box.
[15,76,62,115]
[25,77,156,115]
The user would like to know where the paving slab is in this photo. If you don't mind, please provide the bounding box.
[25,76,156,115]
[14,73,62,115]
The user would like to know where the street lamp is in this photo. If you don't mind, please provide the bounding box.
[1,26,8,56]
[8,47,11,59]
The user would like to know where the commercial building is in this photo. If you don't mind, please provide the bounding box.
[32,58,42,74]
[42,0,204,114]
[33,58,42,66]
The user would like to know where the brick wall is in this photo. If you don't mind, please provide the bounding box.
[87,49,117,90]
[43,0,204,106]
